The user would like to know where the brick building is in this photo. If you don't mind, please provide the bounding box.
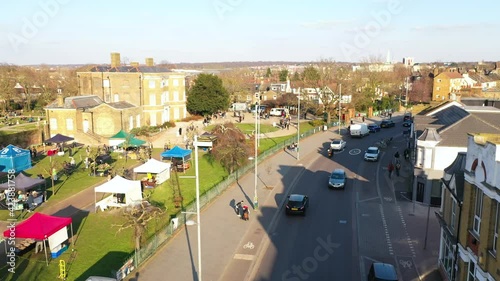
[45,53,187,144]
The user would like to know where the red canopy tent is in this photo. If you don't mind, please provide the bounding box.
[3,212,73,265]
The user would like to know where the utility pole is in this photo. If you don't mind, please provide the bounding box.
[338,84,341,135]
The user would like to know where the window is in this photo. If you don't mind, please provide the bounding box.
[440,233,455,280]
[467,262,476,281]
[473,188,483,235]
[103,79,110,88]
[161,79,168,87]
[149,94,156,105]
[49,118,57,130]
[136,114,141,127]
[494,202,500,253]
[114,94,119,102]
[173,79,179,86]
[173,91,179,101]
[65,119,73,130]
[436,87,440,91]
[438,79,442,83]
[149,80,156,89]
[450,199,457,232]
[149,112,157,126]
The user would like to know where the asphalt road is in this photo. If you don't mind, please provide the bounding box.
[248,119,420,281]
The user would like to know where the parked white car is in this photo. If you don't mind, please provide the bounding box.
[330,139,346,151]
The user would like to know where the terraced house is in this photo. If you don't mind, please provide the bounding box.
[45,53,187,144]
[437,133,500,281]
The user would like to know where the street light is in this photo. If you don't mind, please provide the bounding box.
[297,90,300,160]
[253,101,259,209]
[338,84,342,135]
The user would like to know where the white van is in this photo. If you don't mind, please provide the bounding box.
[270,108,288,117]
[350,123,369,138]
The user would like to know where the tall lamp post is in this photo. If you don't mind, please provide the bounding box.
[297,90,300,160]
[405,76,409,108]
[254,101,259,210]
[338,84,342,135]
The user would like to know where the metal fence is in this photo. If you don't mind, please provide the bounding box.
[114,121,340,279]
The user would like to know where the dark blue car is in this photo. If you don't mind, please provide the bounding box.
[368,124,381,133]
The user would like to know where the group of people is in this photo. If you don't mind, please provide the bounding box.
[387,151,402,178]
[235,200,250,221]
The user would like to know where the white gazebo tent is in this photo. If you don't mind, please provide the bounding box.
[94,176,143,212]
[133,158,171,184]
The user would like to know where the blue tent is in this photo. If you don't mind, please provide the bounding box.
[161,146,191,159]
[0,145,32,172]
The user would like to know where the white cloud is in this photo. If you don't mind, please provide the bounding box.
[411,23,492,32]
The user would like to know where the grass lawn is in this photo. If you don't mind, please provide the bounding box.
[205,123,278,134]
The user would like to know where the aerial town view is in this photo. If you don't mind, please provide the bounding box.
[1,1,500,281]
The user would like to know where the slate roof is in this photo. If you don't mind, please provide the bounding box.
[415,103,500,147]
[438,72,463,79]
[106,101,136,109]
[89,65,171,73]
[45,95,103,109]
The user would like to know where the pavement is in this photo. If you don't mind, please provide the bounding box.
[0,111,443,281]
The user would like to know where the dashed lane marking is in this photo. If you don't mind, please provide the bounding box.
[234,254,255,261]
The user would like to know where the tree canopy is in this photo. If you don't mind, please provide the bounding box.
[186,73,230,116]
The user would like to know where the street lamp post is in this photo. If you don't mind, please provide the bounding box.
[405,76,409,108]
[254,101,259,210]
[297,90,300,160]
[192,135,204,281]
[338,84,341,135]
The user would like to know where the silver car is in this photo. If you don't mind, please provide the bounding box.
[330,139,346,151]
[328,169,346,189]
[364,147,380,162]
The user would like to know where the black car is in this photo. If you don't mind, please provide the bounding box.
[380,120,395,128]
[368,124,381,133]
[402,120,413,127]
[403,113,412,121]
[285,194,309,215]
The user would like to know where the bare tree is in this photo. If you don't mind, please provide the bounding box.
[210,122,253,173]
[115,199,164,251]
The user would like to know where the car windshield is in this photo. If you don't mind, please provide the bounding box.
[332,140,341,144]
[367,148,378,154]
[330,172,345,180]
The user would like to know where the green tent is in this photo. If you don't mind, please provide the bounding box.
[118,137,146,148]
[110,130,130,139]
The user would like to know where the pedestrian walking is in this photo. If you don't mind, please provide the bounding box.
[388,162,394,178]
[362,116,365,122]
[395,160,401,176]
[394,151,400,159]
[235,200,243,217]
[179,127,182,136]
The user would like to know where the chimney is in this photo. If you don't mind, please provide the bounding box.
[57,91,64,107]
[130,62,139,67]
[111,52,121,68]
[145,58,154,67]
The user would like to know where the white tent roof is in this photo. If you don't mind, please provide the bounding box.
[94,175,141,194]
[133,158,171,174]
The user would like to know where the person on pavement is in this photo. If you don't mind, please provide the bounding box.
[388,162,394,178]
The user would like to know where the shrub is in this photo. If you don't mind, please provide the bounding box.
[309,119,325,127]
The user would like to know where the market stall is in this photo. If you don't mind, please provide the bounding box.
[2,212,73,265]
[0,144,32,172]
[94,176,143,212]
[160,146,191,172]
[133,158,171,187]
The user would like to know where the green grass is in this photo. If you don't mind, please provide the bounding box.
[205,123,278,134]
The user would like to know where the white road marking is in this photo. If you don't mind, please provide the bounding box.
[234,254,255,261]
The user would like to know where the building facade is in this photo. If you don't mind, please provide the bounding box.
[432,72,466,101]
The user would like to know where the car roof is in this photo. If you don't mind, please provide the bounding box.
[368,124,378,126]
[331,139,342,143]
[289,194,305,201]
[332,169,345,174]
[372,263,398,280]
[367,146,378,150]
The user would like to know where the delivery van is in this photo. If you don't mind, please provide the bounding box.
[350,123,369,138]
[270,108,288,117]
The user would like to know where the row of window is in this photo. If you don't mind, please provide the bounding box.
[100,91,185,104]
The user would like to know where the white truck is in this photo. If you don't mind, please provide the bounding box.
[231,103,247,112]
[350,123,369,138]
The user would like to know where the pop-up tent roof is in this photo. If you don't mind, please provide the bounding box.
[44,133,74,144]
[0,144,32,172]
[109,130,130,139]
[133,159,171,184]
[94,176,143,210]
[161,146,191,158]
[3,212,72,239]
[117,137,146,147]
[0,172,45,192]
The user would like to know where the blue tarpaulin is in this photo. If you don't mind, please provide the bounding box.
[0,144,32,172]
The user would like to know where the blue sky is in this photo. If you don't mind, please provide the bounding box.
[0,0,498,65]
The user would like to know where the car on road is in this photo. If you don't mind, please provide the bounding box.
[403,113,412,121]
[380,120,395,128]
[368,124,381,133]
[367,262,398,281]
[285,194,309,215]
[330,139,346,150]
[402,120,413,127]
[328,169,346,189]
[364,146,380,162]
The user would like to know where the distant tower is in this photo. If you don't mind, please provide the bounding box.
[386,50,391,64]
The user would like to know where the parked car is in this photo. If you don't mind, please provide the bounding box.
[368,124,381,133]
[285,194,309,215]
[328,169,346,189]
[364,147,380,162]
[380,120,395,128]
[402,120,412,127]
[367,263,398,281]
[330,139,346,151]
